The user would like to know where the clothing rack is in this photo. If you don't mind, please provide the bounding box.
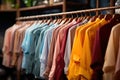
[16,6,120,21]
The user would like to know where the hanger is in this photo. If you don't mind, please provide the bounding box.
[112,14,120,22]
[74,13,82,22]
[85,12,92,21]
[83,12,89,21]
[97,10,104,20]
[45,16,49,23]
[58,15,71,25]
[68,14,75,22]
[76,13,82,22]
[61,14,72,23]
[80,12,84,20]
[56,16,63,24]
[90,15,98,22]
[84,12,87,19]
[78,12,84,21]
[56,16,62,24]
[52,16,56,24]
[75,13,81,22]
[47,16,53,24]
[98,14,104,20]
[104,14,112,21]
[53,16,59,24]
[36,17,42,24]
[42,17,45,23]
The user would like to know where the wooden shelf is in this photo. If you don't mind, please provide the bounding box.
[19,1,88,12]
[20,2,63,11]
[0,9,17,12]
[0,0,90,17]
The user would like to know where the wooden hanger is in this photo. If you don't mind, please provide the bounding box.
[86,14,92,21]
[90,15,98,22]
[67,14,74,23]
[55,16,67,25]
[88,12,92,20]
[112,14,120,22]
[55,16,61,24]
[80,12,86,21]
[57,18,63,24]
[98,14,104,20]
[76,12,83,21]
[46,16,53,24]
[59,14,73,24]
[104,14,112,21]
[52,16,58,24]
[41,17,46,23]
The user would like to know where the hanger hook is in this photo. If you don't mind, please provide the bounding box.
[81,12,83,17]
[71,13,74,18]
[51,16,52,20]
[55,15,57,20]
[89,11,91,16]
[57,15,59,19]
[76,13,79,18]
[37,16,40,21]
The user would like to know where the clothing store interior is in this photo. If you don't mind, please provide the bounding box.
[0,0,120,80]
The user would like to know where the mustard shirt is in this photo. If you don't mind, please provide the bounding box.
[67,18,108,80]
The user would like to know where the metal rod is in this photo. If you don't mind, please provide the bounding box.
[16,6,120,20]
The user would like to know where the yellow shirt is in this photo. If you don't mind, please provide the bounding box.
[67,18,102,80]
[67,23,88,80]
[81,18,108,80]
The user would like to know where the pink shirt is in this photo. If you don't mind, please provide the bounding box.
[2,27,12,67]
[2,23,23,67]
[49,20,77,80]
[12,22,32,70]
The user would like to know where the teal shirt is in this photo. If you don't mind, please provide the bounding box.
[32,24,50,76]
[33,23,54,77]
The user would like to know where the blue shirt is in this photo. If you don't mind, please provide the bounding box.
[32,23,54,77]
[40,23,58,77]
[32,24,50,77]
[21,22,47,74]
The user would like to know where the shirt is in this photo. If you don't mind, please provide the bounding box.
[36,23,55,77]
[103,23,120,80]
[67,18,101,80]
[21,22,43,73]
[115,33,120,80]
[13,22,33,70]
[40,23,58,78]
[2,23,23,67]
[21,22,37,54]
[12,22,29,63]
[64,19,88,74]
[2,27,12,67]
[91,17,120,80]
[43,22,69,79]
[33,23,50,77]
[82,19,108,80]
[54,20,78,80]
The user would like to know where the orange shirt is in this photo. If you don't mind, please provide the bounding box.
[67,19,100,80]
[67,18,108,80]
[82,19,108,80]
